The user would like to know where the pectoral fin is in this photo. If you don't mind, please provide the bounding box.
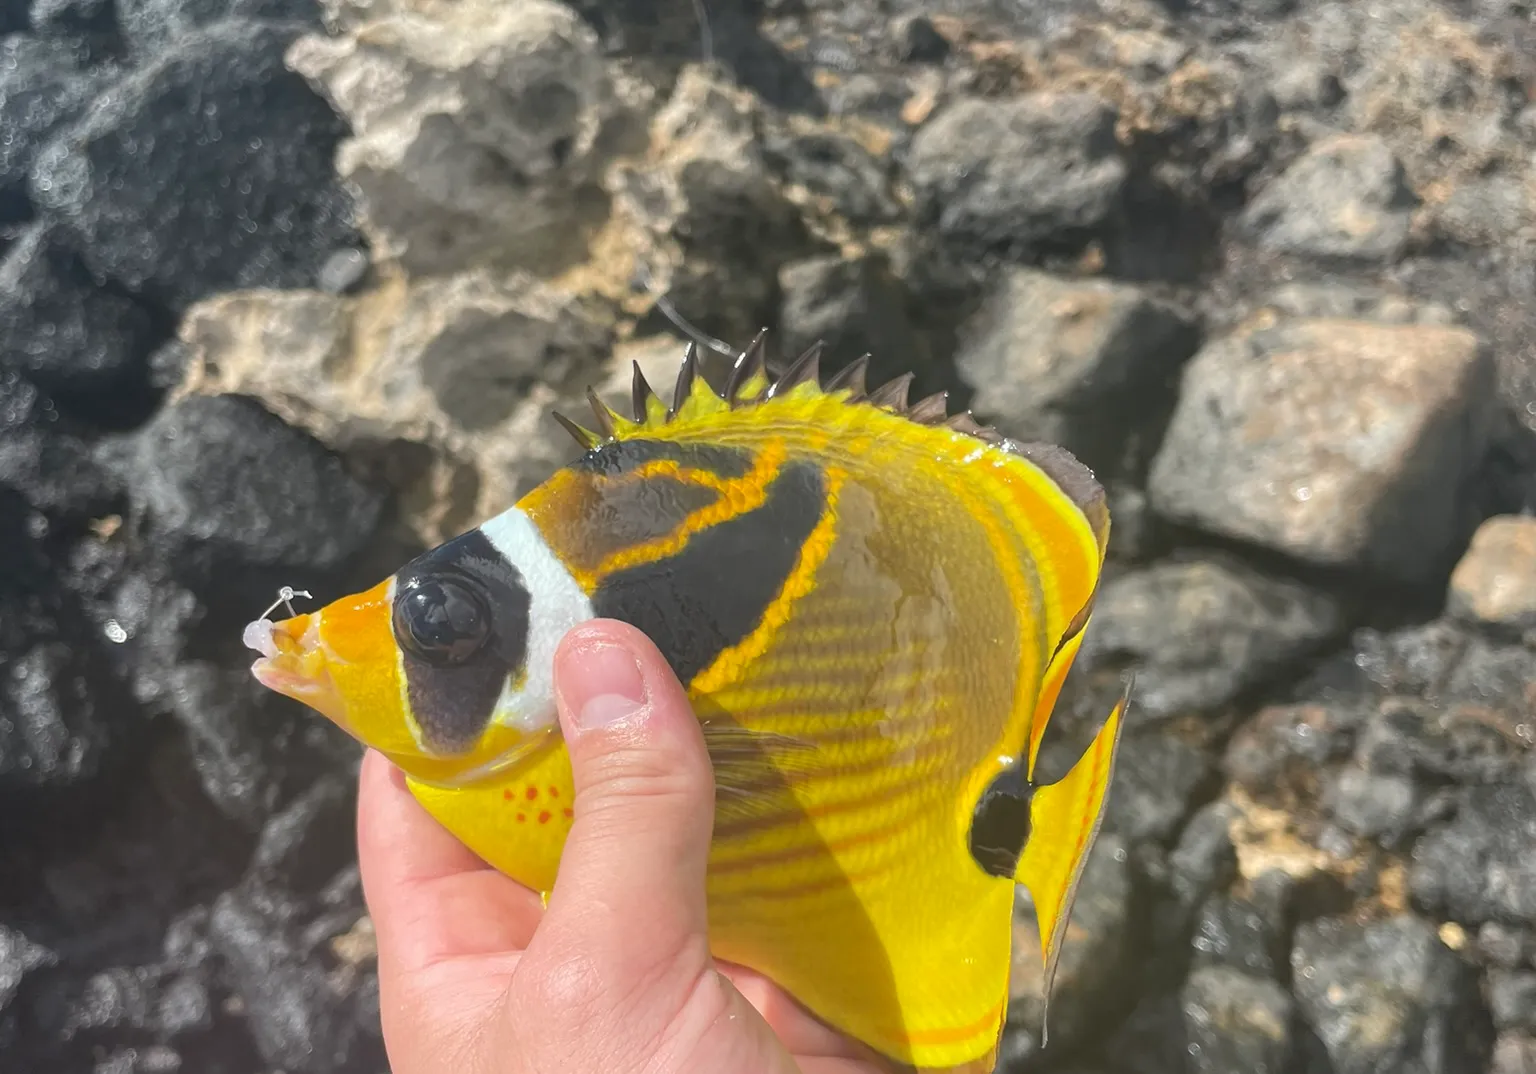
[1014,678,1130,1046]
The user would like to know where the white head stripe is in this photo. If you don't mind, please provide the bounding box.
[478,506,595,734]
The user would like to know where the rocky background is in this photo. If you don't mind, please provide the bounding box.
[5,0,1536,1070]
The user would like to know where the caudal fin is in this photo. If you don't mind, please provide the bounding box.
[1014,678,1130,1046]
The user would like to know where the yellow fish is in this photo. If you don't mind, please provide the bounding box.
[243,333,1128,1072]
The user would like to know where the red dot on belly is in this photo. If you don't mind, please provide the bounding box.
[538,810,552,824]
[526,786,538,801]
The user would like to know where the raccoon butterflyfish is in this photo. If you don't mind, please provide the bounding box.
[242,331,1129,1072]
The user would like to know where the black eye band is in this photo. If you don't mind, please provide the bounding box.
[392,574,493,666]
[388,528,534,754]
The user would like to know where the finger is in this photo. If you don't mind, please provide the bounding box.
[358,750,544,974]
[717,962,872,1061]
[534,619,715,979]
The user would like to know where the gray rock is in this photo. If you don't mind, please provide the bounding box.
[0,640,116,791]
[1435,175,1533,247]
[1192,895,1282,978]
[0,34,114,220]
[164,662,297,827]
[1224,701,1358,798]
[31,18,359,309]
[209,885,362,1073]
[116,0,320,55]
[905,93,1128,252]
[611,65,816,346]
[1324,764,1423,849]
[0,925,55,1015]
[891,13,948,63]
[1412,781,1536,929]
[1078,557,1340,720]
[91,1046,184,1074]
[1292,914,1492,1074]
[0,423,119,523]
[287,0,626,278]
[1261,282,1455,326]
[1166,802,1239,928]
[122,393,385,586]
[1448,516,1536,632]
[762,127,900,224]
[0,222,159,402]
[1494,1033,1536,1074]
[1240,135,1418,262]
[1007,833,1134,1062]
[954,267,1197,474]
[29,0,113,36]
[1147,317,1495,584]
[1479,923,1536,970]
[1103,730,1217,846]
[776,253,922,384]
[1182,964,1295,1074]
[1492,973,1536,1033]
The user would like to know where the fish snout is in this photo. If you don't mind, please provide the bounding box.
[244,613,349,729]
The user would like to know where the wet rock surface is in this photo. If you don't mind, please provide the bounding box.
[9,0,1536,1070]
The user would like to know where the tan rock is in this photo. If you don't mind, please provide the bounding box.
[1148,317,1495,583]
[176,269,616,544]
[1448,516,1536,630]
[288,0,639,277]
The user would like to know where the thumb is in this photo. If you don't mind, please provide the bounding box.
[537,618,716,977]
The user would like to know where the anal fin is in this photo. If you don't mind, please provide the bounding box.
[1015,677,1130,1047]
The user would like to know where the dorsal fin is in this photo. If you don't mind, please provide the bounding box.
[551,332,1112,556]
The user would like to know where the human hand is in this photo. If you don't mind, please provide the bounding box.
[356,618,893,1074]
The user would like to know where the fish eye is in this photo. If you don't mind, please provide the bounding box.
[392,576,492,665]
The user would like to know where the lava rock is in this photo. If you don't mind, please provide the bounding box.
[1292,914,1493,1074]
[29,0,114,38]
[163,662,304,827]
[905,92,1128,253]
[1479,922,1536,970]
[1163,802,1239,933]
[31,18,360,309]
[121,393,385,586]
[209,884,363,1073]
[0,222,161,403]
[287,0,624,279]
[891,13,948,63]
[0,422,120,522]
[0,34,115,222]
[1412,781,1536,928]
[1492,972,1536,1033]
[1148,317,1495,584]
[1240,134,1419,262]
[1102,730,1217,846]
[1077,556,1341,720]
[1436,175,1533,247]
[1323,763,1425,849]
[0,925,55,1047]
[762,127,900,224]
[1448,516,1536,632]
[1181,964,1295,1074]
[954,267,1198,475]
[1224,702,1358,799]
[776,253,922,383]
[1192,895,1282,978]
[1007,832,1135,1061]
[0,495,125,792]
[116,0,321,55]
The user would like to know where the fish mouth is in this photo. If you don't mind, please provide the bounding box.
[243,614,348,729]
